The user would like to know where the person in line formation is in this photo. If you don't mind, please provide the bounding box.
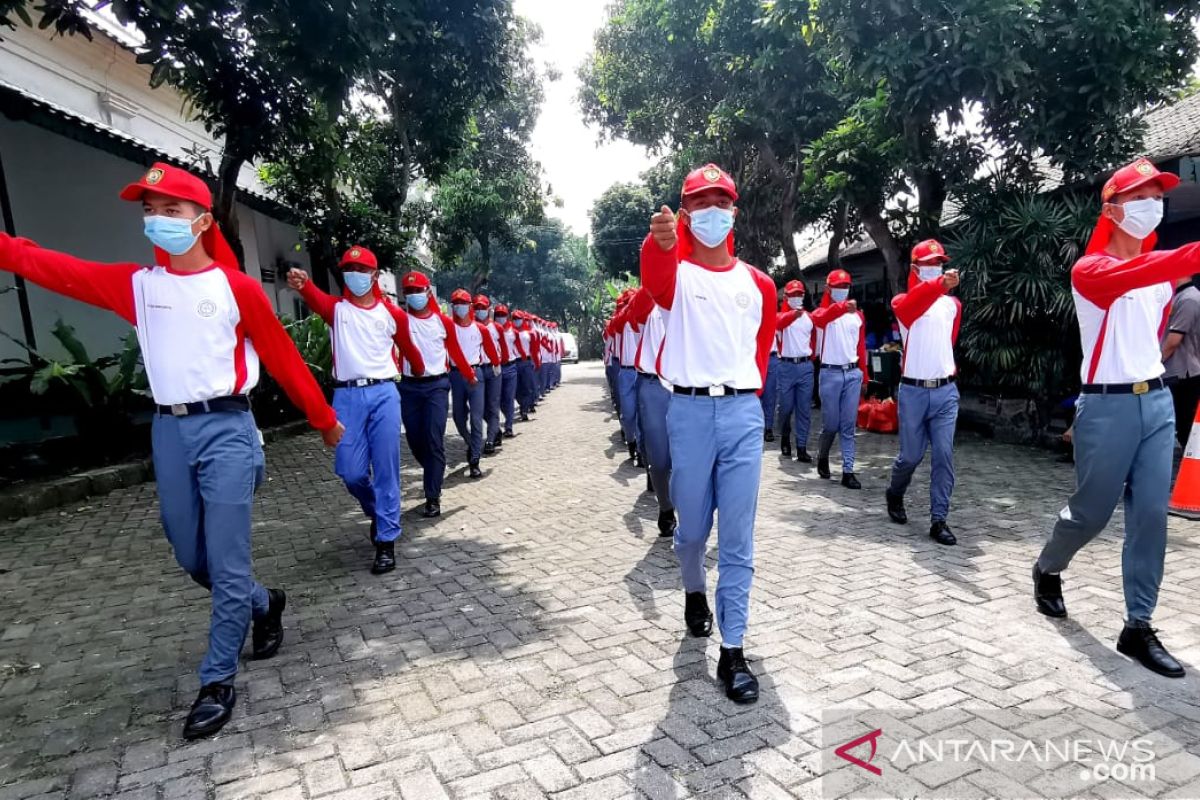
[811,270,869,489]
[0,163,345,739]
[1033,157,1200,679]
[774,280,816,462]
[643,163,777,704]
[762,327,780,443]
[885,240,962,547]
[513,310,541,421]
[448,288,502,479]
[398,271,476,519]
[475,294,510,454]
[286,248,425,575]
[604,299,625,421]
[609,289,646,466]
[495,303,522,441]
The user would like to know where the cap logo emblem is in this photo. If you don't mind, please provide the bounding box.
[145,168,164,185]
[702,167,722,183]
[1135,160,1154,176]
[928,242,940,253]
[350,248,362,258]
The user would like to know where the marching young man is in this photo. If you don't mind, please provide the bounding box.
[449,288,501,478]
[0,163,343,739]
[287,247,425,574]
[1033,158,1200,678]
[513,310,540,421]
[496,303,521,440]
[643,163,776,704]
[475,294,509,453]
[885,240,962,546]
[775,280,816,462]
[399,272,476,518]
[812,270,868,489]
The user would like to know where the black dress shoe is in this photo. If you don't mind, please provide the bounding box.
[634,451,646,468]
[183,683,235,740]
[483,442,496,456]
[494,435,504,449]
[251,588,286,660]
[716,647,759,704]
[627,442,637,461]
[684,592,713,637]
[796,448,812,463]
[817,454,831,479]
[520,412,530,422]
[929,520,956,546]
[1117,624,1185,678]
[469,462,483,479]
[841,472,861,490]
[368,520,378,544]
[504,430,515,439]
[886,490,908,524]
[780,439,793,458]
[422,499,441,518]
[371,541,396,574]
[764,428,775,442]
[646,472,654,493]
[1032,563,1067,618]
[657,509,677,538]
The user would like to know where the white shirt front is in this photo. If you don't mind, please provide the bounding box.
[620,321,641,366]
[820,311,863,365]
[505,326,521,361]
[899,296,958,380]
[636,306,667,375]
[1076,281,1172,384]
[405,314,451,377]
[452,320,486,366]
[331,301,398,381]
[133,267,260,405]
[659,259,763,390]
[780,312,814,358]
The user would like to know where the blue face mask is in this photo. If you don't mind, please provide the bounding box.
[917,266,943,282]
[496,316,508,326]
[475,310,488,322]
[406,292,429,312]
[787,297,804,310]
[343,272,374,297]
[687,207,735,249]
[144,214,205,256]
[830,288,850,303]
[452,303,470,318]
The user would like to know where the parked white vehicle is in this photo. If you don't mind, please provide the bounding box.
[560,332,579,363]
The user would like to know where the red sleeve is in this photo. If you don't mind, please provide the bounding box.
[776,309,800,331]
[479,322,501,366]
[298,280,339,325]
[494,323,510,362]
[441,314,476,378]
[628,288,655,325]
[227,271,337,432]
[752,267,776,393]
[1072,243,1200,309]
[385,301,425,376]
[891,278,947,328]
[513,329,528,358]
[951,297,963,346]
[0,234,138,324]
[531,335,542,369]
[640,234,678,310]
[857,312,869,383]
[811,301,850,329]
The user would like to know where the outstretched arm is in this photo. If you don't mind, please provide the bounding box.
[0,234,138,324]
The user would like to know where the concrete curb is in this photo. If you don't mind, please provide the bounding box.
[0,419,311,520]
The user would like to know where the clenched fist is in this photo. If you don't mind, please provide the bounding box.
[942,269,960,291]
[846,299,858,313]
[321,421,345,448]
[287,268,309,291]
[650,205,678,252]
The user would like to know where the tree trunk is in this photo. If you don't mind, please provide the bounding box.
[912,164,947,239]
[470,233,490,293]
[827,199,848,271]
[388,90,412,222]
[859,202,906,297]
[213,141,246,270]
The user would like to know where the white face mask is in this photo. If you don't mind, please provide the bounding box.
[917,266,944,282]
[787,297,804,310]
[1116,197,1163,240]
[830,288,850,303]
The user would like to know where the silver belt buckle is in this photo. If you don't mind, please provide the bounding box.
[923,379,938,388]
[709,385,727,397]
[170,403,188,416]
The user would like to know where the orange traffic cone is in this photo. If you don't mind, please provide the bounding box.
[1168,402,1200,520]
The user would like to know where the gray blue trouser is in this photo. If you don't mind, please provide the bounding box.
[888,382,959,521]
[819,366,863,473]
[501,361,518,433]
[776,359,815,448]
[152,410,270,686]
[606,361,621,413]
[517,359,536,413]
[761,354,779,429]
[333,382,402,543]
[482,363,502,445]
[637,373,673,512]
[1037,388,1175,624]
[450,366,486,463]
[618,366,640,447]
[400,375,450,500]
[668,393,762,648]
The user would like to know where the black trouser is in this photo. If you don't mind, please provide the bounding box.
[1169,375,1200,448]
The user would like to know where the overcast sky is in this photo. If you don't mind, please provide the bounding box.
[514,0,656,237]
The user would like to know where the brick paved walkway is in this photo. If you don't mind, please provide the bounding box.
[1,362,1199,799]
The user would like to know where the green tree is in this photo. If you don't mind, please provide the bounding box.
[589,182,652,279]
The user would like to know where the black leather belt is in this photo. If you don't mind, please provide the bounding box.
[620,365,636,370]
[1081,378,1166,395]
[901,376,956,389]
[333,378,389,388]
[403,374,446,383]
[505,359,520,366]
[672,386,757,397]
[780,356,812,364]
[637,370,657,379]
[821,363,859,371]
[157,395,250,417]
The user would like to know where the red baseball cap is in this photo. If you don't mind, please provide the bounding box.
[495,304,509,316]
[450,288,472,304]
[339,245,377,269]
[473,294,490,309]
[784,279,805,295]
[401,271,431,291]
[120,162,239,269]
[681,163,739,202]
[827,269,852,287]
[1086,157,1181,256]
[911,239,950,265]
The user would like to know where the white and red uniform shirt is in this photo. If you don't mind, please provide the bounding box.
[1071,245,1200,383]
[451,319,501,367]
[892,276,961,380]
[641,238,776,391]
[0,236,336,429]
[486,321,510,363]
[404,311,475,379]
[619,321,641,367]
[299,282,424,382]
[776,307,815,359]
[812,298,868,382]
[636,306,667,375]
[504,324,522,363]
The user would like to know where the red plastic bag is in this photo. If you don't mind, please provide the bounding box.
[857,401,873,429]
[868,398,899,434]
